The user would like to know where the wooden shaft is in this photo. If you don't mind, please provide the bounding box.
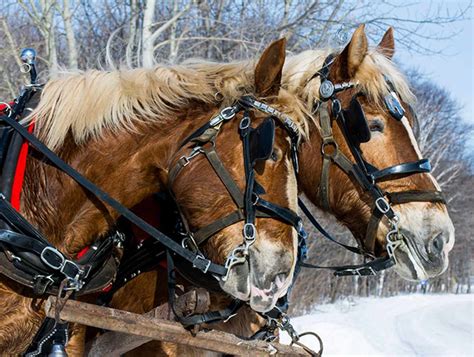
[85,288,210,355]
[45,297,308,356]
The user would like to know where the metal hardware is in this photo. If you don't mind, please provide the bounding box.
[243,223,256,242]
[239,116,250,130]
[192,255,211,274]
[222,246,247,281]
[209,106,236,126]
[319,80,335,100]
[180,146,203,167]
[41,247,65,270]
[321,139,338,158]
[375,197,390,214]
[223,312,238,323]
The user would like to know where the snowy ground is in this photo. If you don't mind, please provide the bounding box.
[280,294,473,356]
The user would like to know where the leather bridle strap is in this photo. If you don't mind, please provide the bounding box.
[298,198,363,255]
[299,256,395,277]
[202,145,244,208]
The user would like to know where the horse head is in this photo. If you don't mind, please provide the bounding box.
[284,25,454,281]
[169,39,305,311]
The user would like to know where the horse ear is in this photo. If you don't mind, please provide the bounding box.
[377,27,395,59]
[332,24,368,80]
[254,38,286,97]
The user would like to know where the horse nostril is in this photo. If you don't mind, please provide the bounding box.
[431,233,445,254]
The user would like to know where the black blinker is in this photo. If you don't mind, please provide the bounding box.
[384,93,405,120]
[249,117,275,165]
[343,97,371,144]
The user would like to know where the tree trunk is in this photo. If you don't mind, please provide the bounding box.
[61,0,79,69]
[142,0,157,67]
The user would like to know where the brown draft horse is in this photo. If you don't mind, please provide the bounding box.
[110,26,455,356]
[0,44,307,355]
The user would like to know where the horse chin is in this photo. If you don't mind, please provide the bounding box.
[217,265,289,312]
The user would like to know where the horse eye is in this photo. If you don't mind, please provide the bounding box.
[270,151,279,162]
[369,119,385,132]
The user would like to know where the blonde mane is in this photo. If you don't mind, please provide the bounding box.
[283,47,415,111]
[31,46,412,151]
[31,61,256,150]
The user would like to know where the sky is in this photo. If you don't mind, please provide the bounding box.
[386,1,473,150]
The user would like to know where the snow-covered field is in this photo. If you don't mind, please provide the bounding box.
[281,294,473,356]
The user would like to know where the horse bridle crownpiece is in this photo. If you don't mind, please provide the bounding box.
[300,54,446,275]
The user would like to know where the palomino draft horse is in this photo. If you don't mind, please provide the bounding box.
[0,44,306,355]
[110,25,455,355]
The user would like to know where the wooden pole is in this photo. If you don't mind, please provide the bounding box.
[85,288,210,355]
[45,297,308,356]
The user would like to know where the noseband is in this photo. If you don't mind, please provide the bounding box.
[168,96,303,281]
[310,54,446,267]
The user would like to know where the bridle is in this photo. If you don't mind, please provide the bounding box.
[299,54,446,275]
[167,95,303,282]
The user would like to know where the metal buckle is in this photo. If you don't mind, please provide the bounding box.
[355,266,376,276]
[209,106,236,126]
[375,197,390,214]
[180,146,203,167]
[243,223,256,242]
[221,106,236,120]
[239,116,250,130]
[193,255,211,274]
[40,247,65,270]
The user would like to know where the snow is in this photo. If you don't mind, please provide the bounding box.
[280,294,473,356]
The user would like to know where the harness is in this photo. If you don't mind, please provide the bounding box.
[298,54,446,276]
[0,52,308,353]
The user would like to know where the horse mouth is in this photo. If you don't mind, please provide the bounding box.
[395,229,447,280]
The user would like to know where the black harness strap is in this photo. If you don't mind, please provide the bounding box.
[202,145,244,208]
[298,198,362,255]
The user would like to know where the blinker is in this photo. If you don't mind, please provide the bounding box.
[342,98,371,144]
[249,117,275,165]
[384,92,405,120]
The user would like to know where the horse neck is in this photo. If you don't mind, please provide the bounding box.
[20,107,212,256]
[297,120,370,238]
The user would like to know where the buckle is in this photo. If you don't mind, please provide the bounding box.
[209,106,236,126]
[239,116,250,130]
[342,266,377,276]
[40,247,87,290]
[179,147,203,167]
[375,197,391,214]
[192,255,211,274]
[243,223,256,241]
[41,247,65,270]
